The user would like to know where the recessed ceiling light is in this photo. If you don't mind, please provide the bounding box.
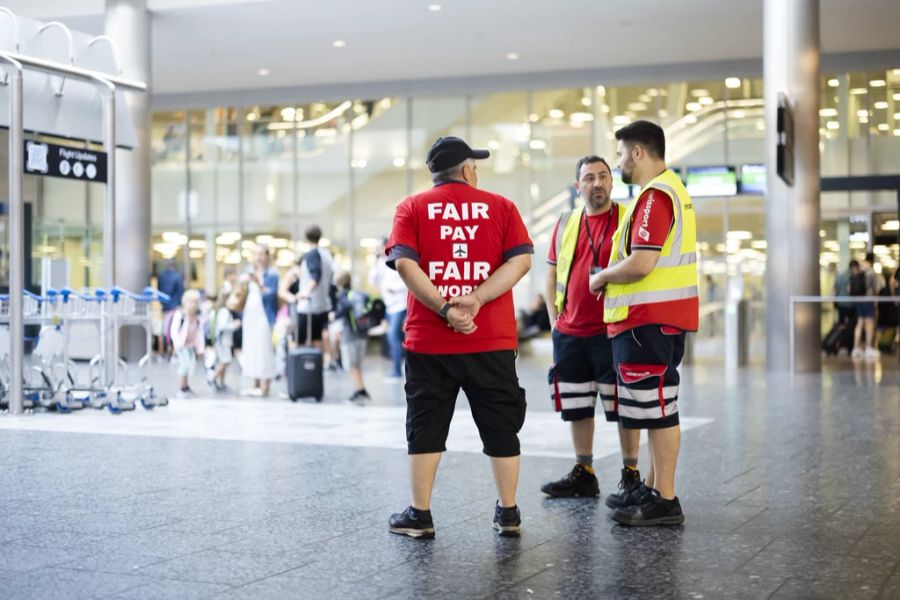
[505,52,519,60]
[725,77,741,89]
[548,108,564,119]
[428,3,442,11]
[874,101,888,109]
[333,40,346,48]
[257,68,270,76]
[818,108,837,117]
[850,88,867,94]
[827,78,839,87]
[869,79,886,87]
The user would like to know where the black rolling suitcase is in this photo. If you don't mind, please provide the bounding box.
[822,321,850,355]
[287,304,324,402]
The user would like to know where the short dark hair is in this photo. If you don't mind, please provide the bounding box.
[615,120,665,160]
[575,155,611,181]
[865,252,875,264]
[849,259,860,269]
[305,225,322,244]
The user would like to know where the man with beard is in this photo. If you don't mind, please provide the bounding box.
[541,156,644,508]
[590,120,699,526]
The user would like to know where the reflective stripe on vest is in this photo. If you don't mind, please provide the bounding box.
[553,206,582,314]
[604,169,698,324]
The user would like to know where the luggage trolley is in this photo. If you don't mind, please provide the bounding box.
[0,290,78,412]
[109,287,170,413]
[57,287,117,412]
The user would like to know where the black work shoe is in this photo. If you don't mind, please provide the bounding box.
[605,468,643,509]
[492,502,521,537]
[611,492,685,526]
[540,463,600,498]
[388,506,435,539]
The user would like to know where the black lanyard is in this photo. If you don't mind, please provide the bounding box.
[582,205,616,268]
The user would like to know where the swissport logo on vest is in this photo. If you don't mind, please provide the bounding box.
[426,201,491,298]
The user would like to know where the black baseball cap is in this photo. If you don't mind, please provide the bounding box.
[426,136,490,173]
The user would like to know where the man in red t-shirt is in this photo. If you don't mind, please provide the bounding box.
[540,156,644,509]
[385,136,533,539]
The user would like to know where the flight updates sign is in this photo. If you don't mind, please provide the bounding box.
[24,140,108,183]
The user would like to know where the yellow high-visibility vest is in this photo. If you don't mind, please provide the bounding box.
[553,203,623,314]
[604,169,698,324]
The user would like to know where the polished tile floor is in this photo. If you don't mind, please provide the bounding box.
[0,340,898,599]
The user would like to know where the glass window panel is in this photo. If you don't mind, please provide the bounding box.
[242,105,295,228]
[350,97,407,288]
[409,96,467,194]
[297,100,352,274]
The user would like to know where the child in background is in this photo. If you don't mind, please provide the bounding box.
[333,272,370,404]
[209,289,244,392]
[170,289,205,398]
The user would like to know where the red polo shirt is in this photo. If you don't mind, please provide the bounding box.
[386,181,533,354]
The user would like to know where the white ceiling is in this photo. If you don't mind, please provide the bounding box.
[3,0,900,96]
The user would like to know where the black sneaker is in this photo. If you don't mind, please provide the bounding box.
[540,463,600,498]
[605,467,643,509]
[388,506,435,539]
[348,389,371,404]
[611,491,685,526]
[492,502,521,537]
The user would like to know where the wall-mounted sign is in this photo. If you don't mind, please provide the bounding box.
[24,140,108,183]
[776,93,794,187]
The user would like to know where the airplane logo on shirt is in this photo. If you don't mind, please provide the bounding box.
[453,243,468,258]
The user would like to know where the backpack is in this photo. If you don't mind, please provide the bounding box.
[346,291,386,334]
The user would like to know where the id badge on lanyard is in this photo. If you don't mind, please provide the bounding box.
[585,206,614,278]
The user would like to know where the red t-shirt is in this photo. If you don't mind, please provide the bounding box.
[547,205,620,337]
[386,181,534,354]
[607,187,698,337]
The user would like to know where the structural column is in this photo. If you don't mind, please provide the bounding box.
[105,0,151,358]
[764,0,821,372]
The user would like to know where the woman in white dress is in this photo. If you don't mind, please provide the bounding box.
[239,245,278,396]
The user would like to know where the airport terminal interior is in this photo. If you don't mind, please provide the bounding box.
[0,0,899,598]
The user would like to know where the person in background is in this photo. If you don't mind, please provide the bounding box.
[157,259,185,356]
[170,289,205,399]
[370,239,409,380]
[876,267,899,354]
[209,289,243,392]
[334,272,371,403]
[518,293,551,339]
[239,245,278,396]
[852,252,880,360]
[278,254,305,347]
[286,226,336,363]
[834,259,860,329]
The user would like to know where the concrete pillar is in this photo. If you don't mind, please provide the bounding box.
[105,0,151,358]
[764,0,822,372]
[837,220,850,271]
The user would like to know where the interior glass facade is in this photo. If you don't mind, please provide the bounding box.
[16,66,899,364]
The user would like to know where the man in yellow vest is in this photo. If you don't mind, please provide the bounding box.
[589,120,699,526]
[541,156,644,505]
